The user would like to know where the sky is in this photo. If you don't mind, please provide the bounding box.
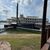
[0,0,50,21]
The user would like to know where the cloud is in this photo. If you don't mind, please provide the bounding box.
[11,0,33,6]
[0,1,6,15]
[40,0,50,20]
[42,0,50,3]
[0,0,16,19]
[41,0,50,18]
[0,0,50,21]
[47,1,50,17]
[0,0,44,19]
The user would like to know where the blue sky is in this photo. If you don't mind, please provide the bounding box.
[0,0,50,21]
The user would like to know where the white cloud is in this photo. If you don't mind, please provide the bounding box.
[11,0,33,5]
[0,0,35,18]
[34,0,50,18]
[0,0,50,21]
[47,1,50,18]
[0,0,16,19]
[0,1,6,15]
[41,0,50,18]
[42,0,50,3]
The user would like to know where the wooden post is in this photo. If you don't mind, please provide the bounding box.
[41,0,48,48]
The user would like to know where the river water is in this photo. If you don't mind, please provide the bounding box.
[0,22,9,29]
[0,22,8,34]
[0,23,5,29]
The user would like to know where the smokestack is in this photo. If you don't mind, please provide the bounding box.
[16,3,18,24]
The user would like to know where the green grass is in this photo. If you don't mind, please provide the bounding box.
[0,34,41,50]
[3,28,41,50]
[6,28,41,34]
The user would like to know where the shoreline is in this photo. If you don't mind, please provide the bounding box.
[0,32,7,35]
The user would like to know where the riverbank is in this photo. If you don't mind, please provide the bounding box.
[0,34,41,50]
[0,32,7,35]
[6,28,41,34]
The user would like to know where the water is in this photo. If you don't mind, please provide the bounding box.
[0,23,5,29]
[0,22,9,29]
[0,22,7,34]
[0,32,7,35]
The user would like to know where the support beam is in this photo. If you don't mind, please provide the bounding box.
[41,0,48,48]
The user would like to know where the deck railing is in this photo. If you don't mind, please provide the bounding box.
[41,28,50,50]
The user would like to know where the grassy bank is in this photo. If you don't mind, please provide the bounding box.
[6,28,41,34]
[0,34,41,50]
